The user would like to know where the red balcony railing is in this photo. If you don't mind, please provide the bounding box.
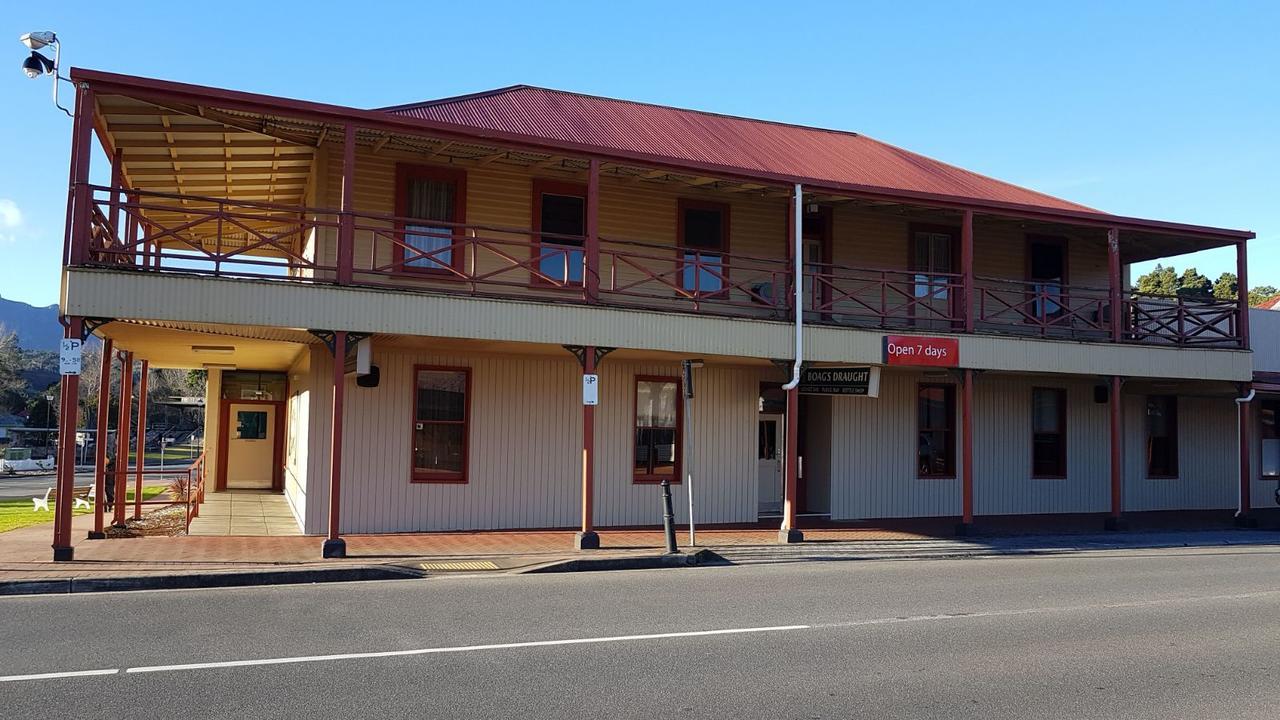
[976,277,1112,341]
[73,186,1244,349]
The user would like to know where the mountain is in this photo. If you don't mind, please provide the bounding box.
[0,296,61,351]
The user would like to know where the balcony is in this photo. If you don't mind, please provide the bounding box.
[77,184,1244,350]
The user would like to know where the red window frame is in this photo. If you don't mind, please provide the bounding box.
[410,364,471,484]
[1031,387,1068,479]
[1145,395,1179,479]
[531,178,588,287]
[917,382,956,479]
[677,198,731,297]
[394,163,468,275]
[632,375,682,484]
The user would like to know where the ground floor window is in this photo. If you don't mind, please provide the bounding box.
[1031,388,1067,478]
[412,366,469,483]
[1145,395,1178,478]
[917,383,955,478]
[1262,398,1280,477]
[634,376,680,483]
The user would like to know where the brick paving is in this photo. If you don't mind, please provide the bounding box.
[2,507,1276,585]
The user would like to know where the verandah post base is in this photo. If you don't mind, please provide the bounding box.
[574,531,600,550]
[322,538,347,558]
[1104,516,1127,531]
[777,528,804,544]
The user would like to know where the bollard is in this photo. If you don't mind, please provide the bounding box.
[660,478,678,554]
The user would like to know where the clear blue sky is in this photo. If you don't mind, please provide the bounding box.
[1,0,1275,306]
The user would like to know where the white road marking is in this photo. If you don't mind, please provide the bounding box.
[10,588,1280,684]
[125,624,811,674]
[0,668,118,683]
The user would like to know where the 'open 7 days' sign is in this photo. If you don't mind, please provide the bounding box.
[883,335,959,367]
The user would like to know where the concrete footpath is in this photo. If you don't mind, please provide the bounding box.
[3,510,1279,595]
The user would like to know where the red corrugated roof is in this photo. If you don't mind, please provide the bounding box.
[384,85,1095,213]
[1259,295,1280,310]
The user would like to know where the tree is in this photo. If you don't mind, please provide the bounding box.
[0,328,29,414]
[1212,272,1238,300]
[1175,267,1212,298]
[1135,264,1178,296]
[1250,285,1279,306]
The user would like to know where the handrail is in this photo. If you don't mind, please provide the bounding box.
[70,184,1244,350]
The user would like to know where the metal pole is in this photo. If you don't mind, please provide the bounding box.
[660,479,678,554]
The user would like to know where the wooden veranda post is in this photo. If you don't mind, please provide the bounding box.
[89,337,114,539]
[133,361,149,520]
[113,351,133,528]
[323,331,348,558]
[52,317,84,561]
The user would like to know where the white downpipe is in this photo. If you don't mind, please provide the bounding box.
[782,184,804,391]
[1236,388,1256,517]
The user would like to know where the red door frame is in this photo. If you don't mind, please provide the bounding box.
[677,198,731,297]
[217,398,286,492]
[800,205,834,317]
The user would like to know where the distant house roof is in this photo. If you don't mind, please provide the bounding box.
[384,85,1094,215]
[1258,295,1280,310]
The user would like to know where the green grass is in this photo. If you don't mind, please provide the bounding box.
[0,486,167,534]
[127,447,199,462]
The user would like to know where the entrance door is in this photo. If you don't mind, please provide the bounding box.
[226,403,277,489]
[1027,236,1067,323]
[757,413,784,515]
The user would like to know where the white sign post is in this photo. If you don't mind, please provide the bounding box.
[582,374,599,406]
[59,339,83,376]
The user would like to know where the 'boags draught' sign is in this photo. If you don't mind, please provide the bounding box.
[798,366,881,397]
[883,335,960,367]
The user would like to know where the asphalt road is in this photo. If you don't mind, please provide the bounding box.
[3,546,1280,719]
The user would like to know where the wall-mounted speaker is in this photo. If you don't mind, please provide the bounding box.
[356,365,380,388]
[1093,385,1109,404]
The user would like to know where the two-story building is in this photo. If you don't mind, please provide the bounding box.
[47,68,1258,560]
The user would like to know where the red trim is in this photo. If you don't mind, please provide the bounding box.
[71,67,1254,242]
[917,382,958,479]
[632,375,682,484]
[677,198,731,297]
[393,163,468,275]
[328,332,347,541]
[91,337,114,537]
[581,348,596,533]
[1030,387,1068,479]
[961,210,974,333]
[410,364,471,484]
[961,371,974,523]
[133,361,149,519]
[113,351,132,527]
[216,397,286,492]
[51,317,83,557]
[1108,229,1122,342]
[1109,375,1123,518]
[1237,240,1250,349]
[530,177,587,287]
[585,159,601,302]
[337,124,356,284]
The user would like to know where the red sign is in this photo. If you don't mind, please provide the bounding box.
[883,335,960,367]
